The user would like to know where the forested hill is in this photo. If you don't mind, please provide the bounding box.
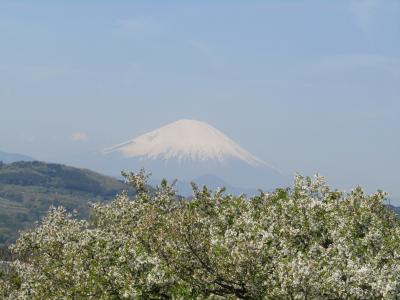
[0,161,134,245]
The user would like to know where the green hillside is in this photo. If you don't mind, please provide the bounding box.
[0,161,133,245]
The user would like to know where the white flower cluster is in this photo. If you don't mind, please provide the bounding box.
[1,172,400,299]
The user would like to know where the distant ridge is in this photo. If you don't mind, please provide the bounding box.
[0,151,34,163]
[171,174,261,197]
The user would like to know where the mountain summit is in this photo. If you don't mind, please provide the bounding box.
[65,119,288,193]
[103,119,265,166]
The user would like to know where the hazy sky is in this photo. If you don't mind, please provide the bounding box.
[1,1,400,201]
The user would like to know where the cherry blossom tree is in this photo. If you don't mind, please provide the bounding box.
[1,171,400,299]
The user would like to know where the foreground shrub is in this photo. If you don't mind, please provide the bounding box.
[2,171,400,299]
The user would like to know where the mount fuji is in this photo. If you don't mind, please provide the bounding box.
[103,119,265,166]
[67,119,290,195]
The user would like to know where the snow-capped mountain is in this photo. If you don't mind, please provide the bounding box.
[100,119,289,191]
[63,119,290,193]
[103,119,265,167]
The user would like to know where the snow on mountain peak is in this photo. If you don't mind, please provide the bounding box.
[103,119,265,166]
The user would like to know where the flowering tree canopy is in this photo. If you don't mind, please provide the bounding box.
[1,171,400,299]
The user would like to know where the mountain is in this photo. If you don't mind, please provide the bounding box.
[0,151,34,163]
[0,161,134,245]
[61,119,290,194]
[388,204,400,216]
[104,119,265,166]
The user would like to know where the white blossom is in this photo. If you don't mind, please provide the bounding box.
[1,172,400,299]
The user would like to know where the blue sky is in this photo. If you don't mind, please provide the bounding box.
[1,1,400,202]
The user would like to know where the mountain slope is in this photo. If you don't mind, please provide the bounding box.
[388,204,400,216]
[0,161,133,245]
[0,151,34,163]
[169,174,262,197]
[81,119,289,191]
[104,119,265,166]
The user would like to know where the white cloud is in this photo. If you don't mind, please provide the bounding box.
[70,132,89,142]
